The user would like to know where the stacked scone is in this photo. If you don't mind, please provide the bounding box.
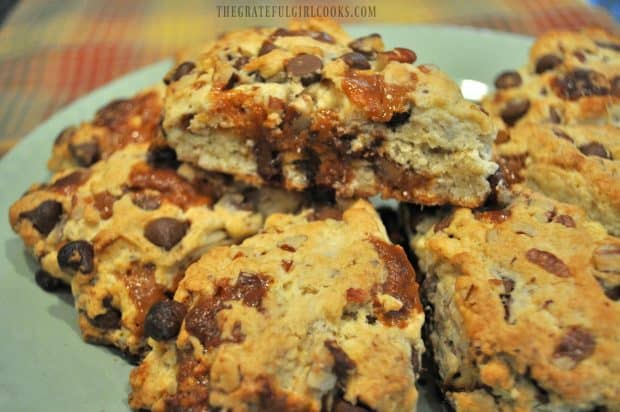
[9,19,619,412]
[402,28,620,412]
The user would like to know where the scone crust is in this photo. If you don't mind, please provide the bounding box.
[494,123,620,235]
[130,200,425,412]
[413,187,620,411]
[163,19,497,207]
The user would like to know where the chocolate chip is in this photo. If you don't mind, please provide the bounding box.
[54,126,77,146]
[144,218,189,250]
[57,240,95,274]
[254,139,282,183]
[147,145,180,169]
[19,200,63,236]
[554,326,595,363]
[332,399,372,412]
[348,33,383,56]
[500,99,530,126]
[595,41,620,52]
[496,155,526,185]
[494,70,522,89]
[258,40,277,56]
[35,269,63,292]
[165,61,195,85]
[233,55,249,69]
[526,248,571,277]
[324,340,356,381]
[385,110,411,129]
[88,298,121,330]
[179,113,194,130]
[578,142,612,159]
[553,69,609,100]
[342,52,371,70]
[611,76,620,97]
[285,54,322,79]
[144,300,187,341]
[131,192,161,210]
[573,50,586,63]
[554,214,576,228]
[603,285,620,301]
[69,142,100,167]
[485,168,506,207]
[223,73,240,90]
[552,128,574,142]
[549,106,562,124]
[535,54,562,74]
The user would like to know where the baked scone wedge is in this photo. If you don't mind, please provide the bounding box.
[162,19,497,207]
[411,187,620,411]
[49,85,164,172]
[9,142,301,355]
[495,123,620,235]
[482,28,620,128]
[129,200,425,412]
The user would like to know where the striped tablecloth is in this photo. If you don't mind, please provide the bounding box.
[0,0,618,156]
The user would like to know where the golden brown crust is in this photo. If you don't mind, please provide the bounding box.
[414,187,620,411]
[163,20,496,207]
[11,142,301,354]
[483,28,620,129]
[129,200,425,412]
[494,123,620,235]
[48,85,165,172]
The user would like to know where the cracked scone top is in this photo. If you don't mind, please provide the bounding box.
[483,28,620,128]
[412,187,620,411]
[9,141,301,355]
[129,200,425,412]
[163,19,497,207]
[495,123,620,235]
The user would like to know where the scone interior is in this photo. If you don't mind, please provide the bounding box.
[163,19,497,207]
[413,187,620,411]
[130,200,425,412]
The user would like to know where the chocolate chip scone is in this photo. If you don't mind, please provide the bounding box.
[495,123,620,235]
[412,187,620,411]
[9,142,301,354]
[482,28,620,128]
[48,85,164,172]
[163,18,497,207]
[129,199,425,411]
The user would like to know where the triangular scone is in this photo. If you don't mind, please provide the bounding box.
[129,200,425,412]
[10,141,301,355]
[162,19,497,207]
[411,187,620,411]
[482,28,620,128]
[494,123,620,235]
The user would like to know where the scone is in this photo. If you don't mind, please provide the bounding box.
[9,142,301,354]
[411,187,620,411]
[482,28,620,128]
[129,200,425,412]
[163,19,497,207]
[495,123,620,235]
[48,85,164,172]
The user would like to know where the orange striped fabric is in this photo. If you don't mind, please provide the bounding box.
[0,0,617,155]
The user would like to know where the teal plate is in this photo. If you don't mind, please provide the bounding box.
[0,25,532,412]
